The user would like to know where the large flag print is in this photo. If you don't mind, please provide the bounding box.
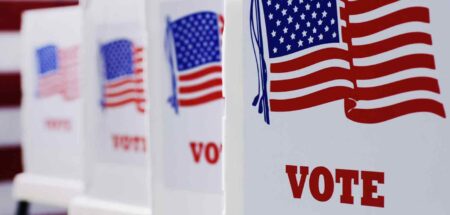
[250,0,446,124]
[36,44,79,101]
[165,11,223,114]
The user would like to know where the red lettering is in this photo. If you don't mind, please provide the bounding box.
[361,171,384,208]
[190,141,222,165]
[309,166,334,202]
[112,135,146,153]
[336,169,359,204]
[190,142,204,163]
[285,165,309,199]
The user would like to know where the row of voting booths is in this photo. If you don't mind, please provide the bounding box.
[12,0,450,214]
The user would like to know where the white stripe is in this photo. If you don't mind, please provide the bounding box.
[178,85,222,100]
[178,72,222,87]
[177,62,221,76]
[351,22,430,45]
[0,32,20,71]
[0,108,21,144]
[349,0,426,24]
[270,43,348,63]
[269,79,353,100]
[270,59,349,81]
[354,90,441,109]
[105,81,144,95]
[356,68,436,88]
[104,92,146,104]
[352,43,432,66]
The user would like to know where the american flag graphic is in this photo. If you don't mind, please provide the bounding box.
[36,45,79,101]
[165,11,223,114]
[100,39,145,113]
[250,0,446,124]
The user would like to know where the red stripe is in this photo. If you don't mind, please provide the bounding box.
[348,7,430,38]
[135,68,144,74]
[105,78,143,89]
[271,67,350,92]
[179,65,222,81]
[134,47,144,54]
[270,86,352,112]
[347,99,446,123]
[346,0,398,15]
[351,32,432,58]
[0,73,21,107]
[354,77,441,100]
[270,48,348,73]
[104,98,145,107]
[179,91,223,107]
[134,58,143,64]
[105,88,144,97]
[354,54,435,80]
[0,1,78,31]
[179,78,222,94]
[0,145,23,182]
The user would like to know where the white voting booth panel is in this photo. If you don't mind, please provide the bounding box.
[225,0,450,214]
[147,0,224,214]
[69,0,151,215]
[13,6,84,207]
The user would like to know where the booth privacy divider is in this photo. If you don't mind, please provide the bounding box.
[69,0,151,214]
[147,0,224,214]
[224,0,450,214]
[13,6,84,207]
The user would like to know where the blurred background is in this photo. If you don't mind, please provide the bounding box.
[0,1,77,214]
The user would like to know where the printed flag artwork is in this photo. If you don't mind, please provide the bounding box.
[165,11,224,114]
[100,39,145,113]
[36,44,79,100]
[250,0,446,124]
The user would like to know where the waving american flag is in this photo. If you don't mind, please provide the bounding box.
[36,45,79,101]
[165,11,224,114]
[100,39,145,113]
[250,0,446,124]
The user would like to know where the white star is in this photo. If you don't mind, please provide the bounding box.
[300,0,304,3]
[279,36,285,44]
[318,34,323,40]
[302,30,307,37]
[307,21,311,27]
[275,3,280,10]
[327,1,332,7]
[288,16,293,23]
[322,11,328,18]
[283,27,288,33]
[312,12,317,19]
[271,30,276,37]
[273,47,278,53]
[282,9,287,16]
[295,23,300,30]
[287,0,293,6]
[318,19,323,25]
[298,39,303,47]
[305,3,310,10]
[316,2,321,9]
[293,6,298,13]
[331,18,336,25]
[313,27,317,33]
[324,26,329,32]
[290,33,296,39]
[300,13,306,20]
[308,36,314,43]
[268,13,273,20]
[267,0,271,5]
[332,32,337,38]
[276,20,281,26]
[286,44,291,50]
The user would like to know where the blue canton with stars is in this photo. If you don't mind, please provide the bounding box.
[171,11,221,72]
[100,39,134,81]
[262,0,340,58]
[36,45,58,75]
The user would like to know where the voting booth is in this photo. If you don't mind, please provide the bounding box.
[146,0,224,214]
[13,6,84,207]
[69,0,151,214]
[224,0,450,214]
